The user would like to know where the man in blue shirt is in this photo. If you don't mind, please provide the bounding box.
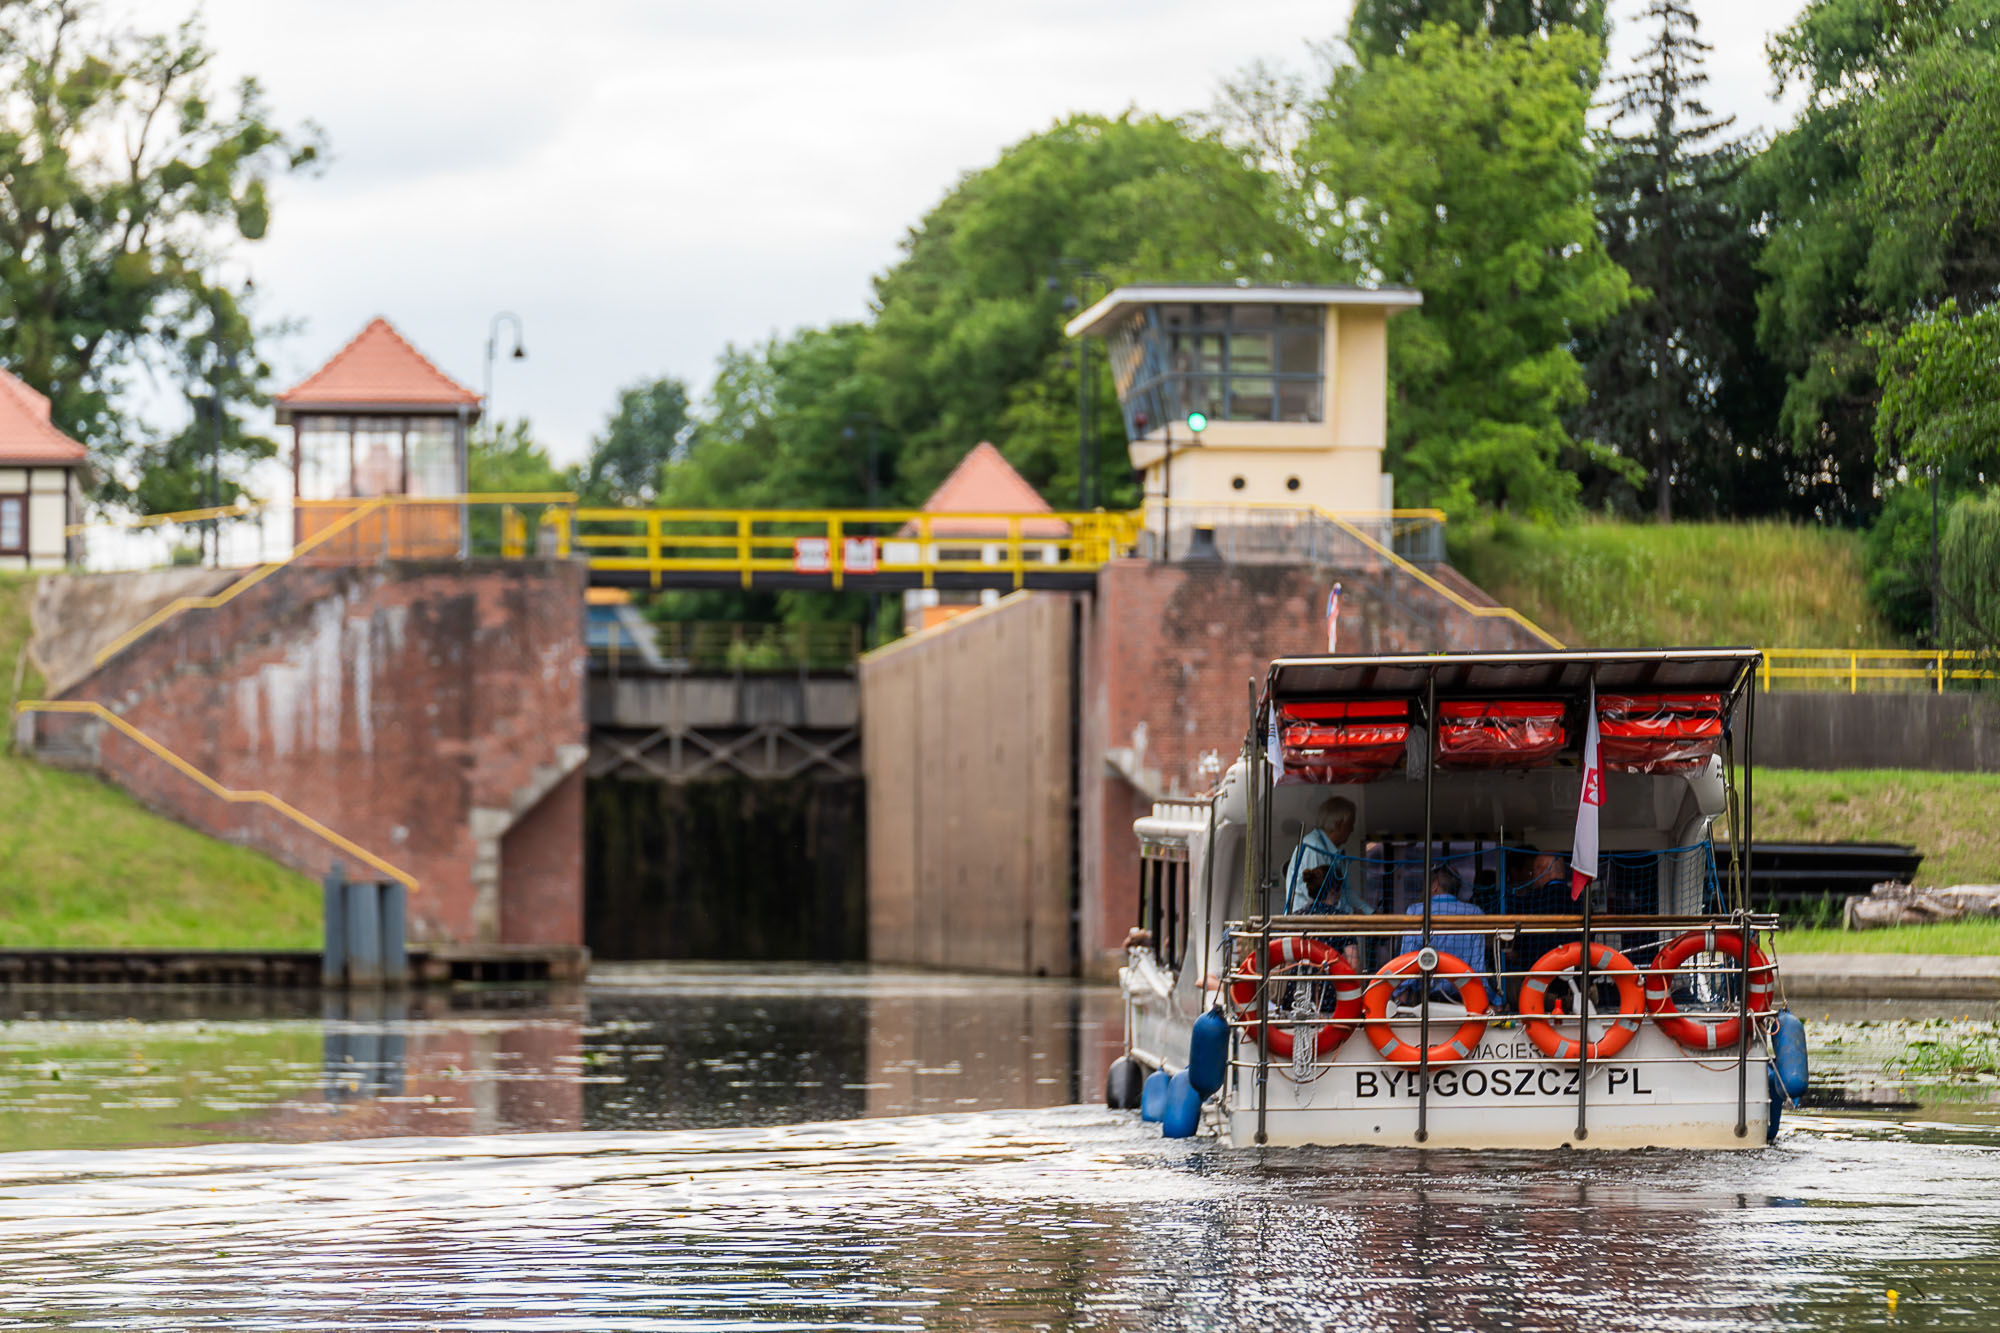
[1283,797,1358,915]
[1398,864,1487,1003]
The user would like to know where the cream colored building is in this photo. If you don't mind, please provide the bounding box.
[0,367,86,572]
[1063,285,1420,518]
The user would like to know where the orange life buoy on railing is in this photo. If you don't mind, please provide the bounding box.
[1360,950,1491,1064]
[1228,936,1362,1060]
[1519,941,1645,1061]
[1646,929,1775,1051]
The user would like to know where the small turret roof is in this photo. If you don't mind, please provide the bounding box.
[909,442,1069,538]
[276,317,480,420]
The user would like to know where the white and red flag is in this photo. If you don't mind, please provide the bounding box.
[1326,583,1343,652]
[1571,682,1602,900]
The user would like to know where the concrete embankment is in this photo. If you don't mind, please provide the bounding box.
[1782,953,2000,1001]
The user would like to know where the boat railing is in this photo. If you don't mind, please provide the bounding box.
[1219,912,1783,1143]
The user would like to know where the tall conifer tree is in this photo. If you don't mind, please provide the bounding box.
[1575,0,1763,519]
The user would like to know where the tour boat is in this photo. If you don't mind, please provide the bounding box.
[1109,649,1808,1150]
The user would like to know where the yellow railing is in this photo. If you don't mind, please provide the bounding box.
[63,497,265,537]
[1756,648,1996,693]
[553,506,1144,590]
[11,699,417,892]
[90,494,576,668]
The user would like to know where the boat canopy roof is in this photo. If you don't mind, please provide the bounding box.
[1266,648,1760,706]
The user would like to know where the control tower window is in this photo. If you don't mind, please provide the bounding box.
[1107,303,1324,439]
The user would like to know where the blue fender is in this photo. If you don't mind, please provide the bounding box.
[1773,1009,1809,1102]
[1162,1069,1202,1139]
[1140,1068,1170,1123]
[1188,1008,1229,1099]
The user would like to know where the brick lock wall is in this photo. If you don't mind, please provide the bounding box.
[61,559,587,946]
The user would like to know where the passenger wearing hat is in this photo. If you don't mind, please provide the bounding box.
[1397,863,1488,1004]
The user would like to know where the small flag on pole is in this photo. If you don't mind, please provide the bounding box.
[1326,583,1343,653]
[1571,682,1601,900]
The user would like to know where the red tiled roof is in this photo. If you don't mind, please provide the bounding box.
[276,317,480,415]
[0,367,87,466]
[907,441,1069,538]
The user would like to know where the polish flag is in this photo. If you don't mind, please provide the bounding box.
[1572,683,1601,900]
[1326,583,1342,653]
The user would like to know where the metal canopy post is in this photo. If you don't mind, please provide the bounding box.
[1255,683,1274,1146]
[1416,670,1436,1145]
[1735,677,1758,1138]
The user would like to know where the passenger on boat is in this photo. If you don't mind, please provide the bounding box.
[1283,797,1366,966]
[1506,849,1571,1001]
[1397,864,1488,1003]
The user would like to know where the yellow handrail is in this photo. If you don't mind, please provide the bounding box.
[1755,647,1995,693]
[64,498,263,537]
[1307,506,1564,649]
[12,699,418,892]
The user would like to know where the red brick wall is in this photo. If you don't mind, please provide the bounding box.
[56,559,586,946]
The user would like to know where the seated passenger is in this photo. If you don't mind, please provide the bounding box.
[1283,796,1365,968]
[1282,796,1357,915]
[1397,864,1487,1003]
[1508,848,1571,996]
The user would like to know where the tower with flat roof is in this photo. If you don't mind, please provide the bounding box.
[1064,285,1420,524]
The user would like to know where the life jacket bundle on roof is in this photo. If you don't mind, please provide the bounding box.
[1598,693,1723,773]
[1277,699,1408,784]
[1435,700,1567,769]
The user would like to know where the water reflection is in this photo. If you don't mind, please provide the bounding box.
[0,973,1995,1330]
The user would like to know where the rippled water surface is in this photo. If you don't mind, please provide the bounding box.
[0,968,1995,1331]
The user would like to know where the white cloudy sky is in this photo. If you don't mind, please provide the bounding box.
[151,0,1811,466]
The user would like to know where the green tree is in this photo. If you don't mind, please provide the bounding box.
[864,112,1320,507]
[468,420,568,495]
[1302,24,1630,515]
[0,0,319,508]
[580,377,694,506]
[1750,0,2000,518]
[1939,488,2000,658]
[1872,299,2000,478]
[1345,0,1606,62]
[1574,0,1763,519]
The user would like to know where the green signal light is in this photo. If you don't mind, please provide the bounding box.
[1186,411,1208,433]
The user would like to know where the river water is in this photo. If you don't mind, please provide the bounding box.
[0,966,1996,1331]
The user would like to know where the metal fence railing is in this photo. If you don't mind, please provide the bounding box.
[1756,648,1997,693]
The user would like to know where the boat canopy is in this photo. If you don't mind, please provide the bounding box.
[1267,648,1760,706]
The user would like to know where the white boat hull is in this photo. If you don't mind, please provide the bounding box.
[1219,1022,1770,1150]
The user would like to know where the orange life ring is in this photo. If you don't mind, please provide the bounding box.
[1519,941,1645,1061]
[1646,930,1775,1051]
[1228,936,1362,1060]
[1360,950,1491,1064]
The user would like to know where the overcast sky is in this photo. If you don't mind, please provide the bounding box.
[165,0,1811,467]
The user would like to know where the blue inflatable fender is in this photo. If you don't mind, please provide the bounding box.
[1188,1008,1228,1099]
[1773,1009,1809,1102]
[1162,1069,1202,1139]
[1140,1068,1170,1123]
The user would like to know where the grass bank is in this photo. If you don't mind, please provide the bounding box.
[3,572,320,949]
[1753,769,2000,889]
[0,752,321,948]
[1781,918,2000,955]
[1449,516,1894,649]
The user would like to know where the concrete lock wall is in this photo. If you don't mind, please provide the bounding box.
[861,592,1074,976]
[1754,692,2000,772]
[46,559,588,946]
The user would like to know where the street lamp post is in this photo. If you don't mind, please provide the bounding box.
[1045,262,1110,511]
[483,312,527,441]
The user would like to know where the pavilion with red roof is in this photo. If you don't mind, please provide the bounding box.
[0,366,87,571]
[275,317,481,552]
[900,441,1069,632]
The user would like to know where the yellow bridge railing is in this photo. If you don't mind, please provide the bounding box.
[550,506,1145,590]
[1756,648,1996,693]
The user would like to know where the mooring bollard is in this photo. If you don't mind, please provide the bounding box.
[345,875,382,987]
[380,881,408,990]
[322,862,349,987]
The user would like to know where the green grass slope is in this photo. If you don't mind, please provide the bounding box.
[1449,517,1895,649]
[1755,769,2000,890]
[1,572,320,950]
